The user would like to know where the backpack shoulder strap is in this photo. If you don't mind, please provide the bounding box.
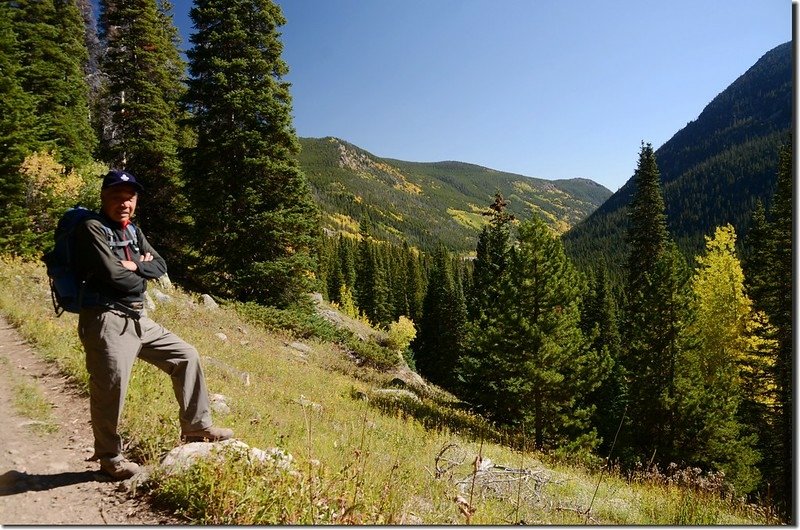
[101,222,139,252]
[99,224,121,248]
[126,223,140,253]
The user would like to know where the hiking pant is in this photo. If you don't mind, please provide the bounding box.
[78,307,212,459]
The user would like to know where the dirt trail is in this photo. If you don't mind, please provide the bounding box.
[0,315,180,524]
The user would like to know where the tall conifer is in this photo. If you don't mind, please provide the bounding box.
[580,265,626,453]
[623,143,691,462]
[414,246,466,390]
[99,0,190,274]
[769,143,792,516]
[744,143,793,518]
[183,0,319,306]
[742,200,782,506]
[12,0,95,168]
[356,240,390,325]
[0,5,39,256]
[404,242,425,325]
[469,192,514,320]
[461,217,600,449]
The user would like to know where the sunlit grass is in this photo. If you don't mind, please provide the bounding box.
[0,257,773,524]
[12,378,58,435]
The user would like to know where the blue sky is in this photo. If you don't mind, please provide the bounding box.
[165,0,790,191]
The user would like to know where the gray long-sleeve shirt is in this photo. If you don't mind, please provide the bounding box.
[73,212,167,307]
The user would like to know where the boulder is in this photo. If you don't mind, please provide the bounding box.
[201,294,218,309]
[389,368,427,392]
[202,356,251,386]
[309,293,385,344]
[144,292,157,311]
[210,393,231,415]
[288,341,312,354]
[160,439,294,475]
[371,388,421,403]
[157,274,174,291]
[151,288,173,303]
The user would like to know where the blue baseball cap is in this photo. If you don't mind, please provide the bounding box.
[102,169,144,192]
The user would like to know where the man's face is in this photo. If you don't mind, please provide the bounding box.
[101,184,138,224]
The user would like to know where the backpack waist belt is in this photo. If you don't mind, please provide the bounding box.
[81,292,144,319]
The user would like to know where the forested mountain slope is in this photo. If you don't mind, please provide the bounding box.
[564,41,792,271]
[298,137,611,252]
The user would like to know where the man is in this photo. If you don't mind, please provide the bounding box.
[74,169,232,479]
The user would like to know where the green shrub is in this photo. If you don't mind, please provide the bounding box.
[401,347,416,371]
[233,301,341,342]
[345,336,399,370]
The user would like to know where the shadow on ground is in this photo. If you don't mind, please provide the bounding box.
[0,469,110,496]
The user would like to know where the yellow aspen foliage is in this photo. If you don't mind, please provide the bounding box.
[19,151,105,236]
[690,224,776,398]
[386,316,417,352]
[741,310,778,408]
[20,151,79,233]
[20,151,79,208]
[338,284,360,320]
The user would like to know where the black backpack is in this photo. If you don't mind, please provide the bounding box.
[42,206,139,316]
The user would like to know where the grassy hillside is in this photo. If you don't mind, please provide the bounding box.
[299,137,611,252]
[0,258,774,524]
[564,41,792,272]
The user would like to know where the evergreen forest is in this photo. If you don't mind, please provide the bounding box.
[0,0,792,522]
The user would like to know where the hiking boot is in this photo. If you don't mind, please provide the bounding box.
[99,456,141,480]
[181,425,233,443]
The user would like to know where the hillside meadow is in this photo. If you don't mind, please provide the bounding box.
[0,258,773,525]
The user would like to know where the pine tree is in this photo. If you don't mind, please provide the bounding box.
[414,246,466,390]
[0,5,40,256]
[743,201,771,309]
[370,244,391,325]
[580,265,626,454]
[626,142,669,292]
[324,234,358,304]
[74,0,102,127]
[339,235,357,294]
[404,243,426,325]
[389,246,410,320]
[355,227,390,325]
[461,217,602,450]
[12,0,96,168]
[742,199,782,504]
[769,142,792,517]
[623,143,691,463]
[183,0,320,306]
[325,250,344,305]
[99,0,191,275]
[469,192,514,320]
[744,142,793,518]
[628,241,693,461]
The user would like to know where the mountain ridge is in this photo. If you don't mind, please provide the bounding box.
[298,136,612,252]
[564,40,791,269]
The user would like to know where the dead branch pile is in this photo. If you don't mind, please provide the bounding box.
[433,442,558,507]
